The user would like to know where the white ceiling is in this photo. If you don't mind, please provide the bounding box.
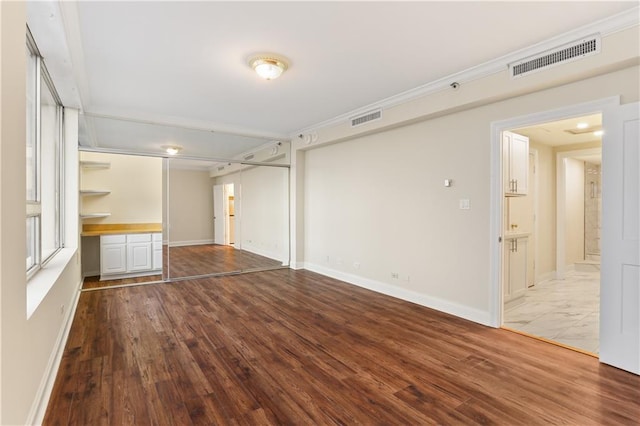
[27,1,638,158]
[513,113,603,146]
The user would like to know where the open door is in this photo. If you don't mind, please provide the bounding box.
[213,184,225,245]
[600,102,640,375]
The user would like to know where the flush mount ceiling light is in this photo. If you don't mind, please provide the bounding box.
[576,122,589,129]
[248,54,289,80]
[162,145,182,155]
[593,130,604,137]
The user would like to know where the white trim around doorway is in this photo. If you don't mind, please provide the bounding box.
[488,96,620,328]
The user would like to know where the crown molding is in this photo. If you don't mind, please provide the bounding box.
[294,6,640,136]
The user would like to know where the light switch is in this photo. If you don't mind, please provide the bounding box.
[459,199,470,210]
[444,179,452,187]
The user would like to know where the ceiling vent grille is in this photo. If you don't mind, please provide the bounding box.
[243,153,255,161]
[351,109,382,127]
[217,166,225,171]
[510,35,600,79]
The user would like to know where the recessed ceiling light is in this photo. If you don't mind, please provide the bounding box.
[162,145,182,155]
[576,122,589,129]
[593,130,604,137]
[248,54,289,80]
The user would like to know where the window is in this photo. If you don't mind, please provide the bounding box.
[26,29,64,277]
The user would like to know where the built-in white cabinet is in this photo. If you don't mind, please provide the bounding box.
[503,131,529,196]
[126,234,153,272]
[504,235,528,303]
[100,235,127,275]
[100,233,161,279]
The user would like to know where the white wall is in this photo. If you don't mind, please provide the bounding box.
[300,64,639,325]
[214,165,289,262]
[565,158,586,266]
[167,167,214,245]
[1,4,81,423]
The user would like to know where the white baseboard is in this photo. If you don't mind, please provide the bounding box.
[290,261,305,270]
[28,279,83,426]
[168,239,215,247]
[303,262,492,326]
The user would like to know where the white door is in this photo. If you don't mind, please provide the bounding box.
[213,184,225,245]
[600,102,640,375]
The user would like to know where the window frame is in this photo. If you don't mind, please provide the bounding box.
[26,28,65,279]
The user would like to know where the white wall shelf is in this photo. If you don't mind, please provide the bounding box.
[80,160,111,169]
[80,213,111,219]
[79,190,111,196]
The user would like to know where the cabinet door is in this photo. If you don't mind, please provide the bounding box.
[127,242,152,272]
[509,238,528,300]
[101,244,127,274]
[152,247,162,270]
[503,131,529,195]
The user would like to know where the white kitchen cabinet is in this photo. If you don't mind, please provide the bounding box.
[100,233,162,279]
[127,234,152,272]
[503,131,529,196]
[504,235,528,303]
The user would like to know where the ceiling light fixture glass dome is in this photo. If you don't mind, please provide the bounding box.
[248,55,289,80]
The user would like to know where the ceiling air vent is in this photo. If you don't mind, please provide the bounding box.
[217,166,225,172]
[351,109,382,127]
[510,34,600,79]
[243,153,255,161]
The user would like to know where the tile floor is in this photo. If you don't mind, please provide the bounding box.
[504,270,600,354]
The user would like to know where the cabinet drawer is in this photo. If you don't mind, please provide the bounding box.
[101,234,126,245]
[127,233,151,243]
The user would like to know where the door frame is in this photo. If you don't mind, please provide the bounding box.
[489,96,620,328]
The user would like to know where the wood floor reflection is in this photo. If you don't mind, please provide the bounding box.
[167,244,284,278]
[83,244,284,289]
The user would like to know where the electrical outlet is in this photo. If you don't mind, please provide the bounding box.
[326,255,330,263]
[459,199,470,210]
[391,272,399,279]
[60,304,65,315]
[353,262,360,269]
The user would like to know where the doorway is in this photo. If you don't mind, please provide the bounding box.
[490,97,631,365]
[501,114,602,355]
[213,183,235,246]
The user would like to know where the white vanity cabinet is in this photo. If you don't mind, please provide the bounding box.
[504,235,528,303]
[503,131,529,196]
[100,232,162,279]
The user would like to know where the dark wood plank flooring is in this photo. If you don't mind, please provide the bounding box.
[47,269,640,425]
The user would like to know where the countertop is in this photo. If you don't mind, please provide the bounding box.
[81,223,162,237]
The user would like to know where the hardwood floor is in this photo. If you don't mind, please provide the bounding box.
[47,269,639,425]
